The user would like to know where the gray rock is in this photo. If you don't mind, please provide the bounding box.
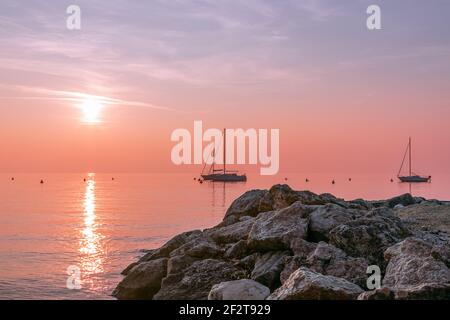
[259,185,327,212]
[251,251,289,290]
[357,287,395,300]
[224,240,249,259]
[383,237,450,299]
[139,230,202,262]
[386,193,416,208]
[167,254,198,275]
[329,207,410,264]
[113,258,168,300]
[268,267,363,300]
[290,238,317,257]
[153,259,245,300]
[280,256,307,284]
[208,279,270,300]
[309,204,361,241]
[169,235,223,259]
[306,242,369,287]
[247,202,313,252]
[204,218,254,244]
[223,189,268,222]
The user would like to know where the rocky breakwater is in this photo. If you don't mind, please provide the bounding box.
[113,185,450,300]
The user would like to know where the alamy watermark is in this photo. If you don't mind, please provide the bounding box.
[367,5,381,30]
[66,265,82,290]
[66,5,81,30]
[171,121,280,175]
[366,265,382,290]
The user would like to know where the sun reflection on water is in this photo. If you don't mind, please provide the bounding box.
[79,173,104,287]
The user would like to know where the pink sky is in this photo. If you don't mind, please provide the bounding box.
[1,0,449,174]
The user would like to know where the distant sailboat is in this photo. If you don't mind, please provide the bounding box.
[397,137,431,183]
[201,129,247,182]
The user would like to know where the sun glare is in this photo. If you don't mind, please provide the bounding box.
[80,98,104,124]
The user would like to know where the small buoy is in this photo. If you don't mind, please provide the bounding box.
[194,177,197,180]
[11,177,15,181]
[199,179,203,184]
[112,177,115,181]
[40,179,44,184]
[83,178,86,182]
[305,178,309,183]
[348,178,352,182]
[390,178,394,182]
[332,180,335,185]
[284,177,288,181]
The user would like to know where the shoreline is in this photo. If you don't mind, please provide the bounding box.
[113,184,450,300]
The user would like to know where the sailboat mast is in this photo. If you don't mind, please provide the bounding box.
[223,128,226,174]
[409,137,412,176]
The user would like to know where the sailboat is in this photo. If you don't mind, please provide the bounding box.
[397,137,431,183]
[201,129,247,182]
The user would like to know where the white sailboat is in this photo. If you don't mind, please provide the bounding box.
[201,129,247,182]
[397,137,431,183]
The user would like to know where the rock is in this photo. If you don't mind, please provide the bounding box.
[139,230,202,262]
[234,253,259,272]
[386,193,415,208]
[169,235,222,259]
[394,204,404,209]
[113,258,168,300]
[223,189,268,222]
[204,218,254,244]
[208,279,270,300]
[250,251,289,290]
[329,207,410,265]
[247,202,313,252]
[224,240,249,259]
[121,261,139,276]
[308,204,361,242]
[280,256,307,284]
[167,254,198,275]
[306,242,369,287]
[290,238,317,257]
[357,287,395,300]
[397,202,450,233]
[383,237,450,299]
[153,259,245,300]
[349,199,373,210]
[259,185,326,212]
[267,267,363,300]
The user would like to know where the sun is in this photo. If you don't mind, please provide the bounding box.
[80,98,104,124]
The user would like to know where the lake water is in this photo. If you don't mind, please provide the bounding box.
[0,172,448,299]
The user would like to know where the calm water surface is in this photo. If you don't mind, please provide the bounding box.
[0,172,448,299]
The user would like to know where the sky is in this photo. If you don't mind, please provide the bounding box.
[0,0,450,174]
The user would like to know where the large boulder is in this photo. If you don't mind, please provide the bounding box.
[357,287,395,300]
[223,189,268,223]
[138,230,202,262]
[382,237,450,299]
[308,204,361,241]
[259,185,326,212]
[113,258,168,300]
[268,267,363,300]
[306,242,369,287]
[386,193,416,208]
[250,251,290,290]
[208,279,270,300]
[204,217,255,244]
[169,235,223,259]
[224,240,249,259]
[153,259,245,300]
[247,202,313,252]
[329,208,410,264]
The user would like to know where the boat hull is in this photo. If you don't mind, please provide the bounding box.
[398,175,431,183]
[201,174,247,182]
